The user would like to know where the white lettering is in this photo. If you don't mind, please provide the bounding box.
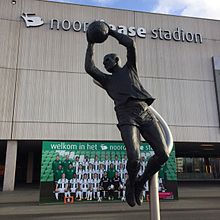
[151,28,158,39]
[151,27,203,44]
[48,18,203,43]
[194,33,202,43]
[164,30,171,40]
[185,32,194,42]
[72,20,81,32]
[109,145,126,151]
[50,143,78,150]
[128,26,136,37]
[62,20,71,31]
[137,27,146,38]
[109,24,117,31]
[83,22,89,32]
[117,25,128,35]
[50,19,59,30]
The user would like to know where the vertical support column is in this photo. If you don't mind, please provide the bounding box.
[3,141,18,191]
[150,172,160,220]
[26,152,34,183]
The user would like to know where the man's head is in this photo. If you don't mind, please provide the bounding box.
[75,156,79,161]
[103,53,121,73]
[68,163,73,169]
[119,163,124,169]
[110,163,114,169]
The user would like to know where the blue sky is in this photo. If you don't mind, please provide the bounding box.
[50,0,220,20]
[51,0,156,12]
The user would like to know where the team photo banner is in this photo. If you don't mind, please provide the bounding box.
[40,141,178,204]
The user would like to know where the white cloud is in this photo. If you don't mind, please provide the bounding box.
[153,0,220,20]
[91,0,118,5]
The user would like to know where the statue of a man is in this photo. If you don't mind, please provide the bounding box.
[85,23,169,207]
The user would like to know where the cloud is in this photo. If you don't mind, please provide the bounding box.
[153,0,220,20]
[91,0,118,5]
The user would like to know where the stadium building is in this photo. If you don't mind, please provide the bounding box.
[1,0,220,191]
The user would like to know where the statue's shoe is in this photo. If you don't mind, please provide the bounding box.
[135,179,144,206]
[125,179,136,207]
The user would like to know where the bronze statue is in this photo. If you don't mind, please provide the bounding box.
[85,21,169,207]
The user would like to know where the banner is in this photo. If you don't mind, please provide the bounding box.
[40,141,178,204]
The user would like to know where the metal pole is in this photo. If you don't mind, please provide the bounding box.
[150,172,160,220]
[149,106,174,220]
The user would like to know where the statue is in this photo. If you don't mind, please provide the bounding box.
[85,21,169,207]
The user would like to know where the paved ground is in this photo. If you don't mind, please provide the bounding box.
[0,182,220,219]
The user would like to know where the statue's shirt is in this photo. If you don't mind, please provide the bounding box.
[100,64,156,127]
[102,63,154,108]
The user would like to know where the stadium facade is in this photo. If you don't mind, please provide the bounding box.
[1,0,220,191]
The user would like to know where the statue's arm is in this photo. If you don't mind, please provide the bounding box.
[85,43,108,86]
[109,29,136,69]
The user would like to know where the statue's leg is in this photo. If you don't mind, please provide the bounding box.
[135,119,169,205]
[119,125,141,207]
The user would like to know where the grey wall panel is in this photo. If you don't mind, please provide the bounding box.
[13,70,218,131]
[12,122,220,143]
[0,20,20,69]
[171,126,220,142]
[0,68,16,121]
[14,70,117,123]
[197,19,220,40]
[211,40,220,57]
[144,78,219,127]
[136,38,213,81]
[12,122,120,140]
[18,18,130,73]
[0,122,12,139]
[135,18,217,81]
[18,23,87,73]
[0,0,22,21]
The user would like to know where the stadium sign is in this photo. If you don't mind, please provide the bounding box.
[21,13,203,43]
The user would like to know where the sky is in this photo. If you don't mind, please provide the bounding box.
[50,0,220,20]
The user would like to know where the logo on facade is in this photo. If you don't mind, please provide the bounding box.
[21,13,44,27]
[100,144,108,150]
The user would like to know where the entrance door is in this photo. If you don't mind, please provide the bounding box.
[15,141,42,188]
